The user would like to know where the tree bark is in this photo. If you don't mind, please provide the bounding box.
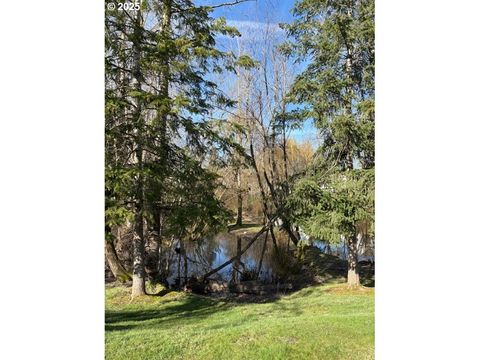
[182,240,188,286]
[235,168,243,226]
[177,248,181,288]
[105,231,131,282]
[282,219,300,246]
[269,225,278,251]
[132,203,146,296]
[347,234,360,286]
[249,140,272,226]
[149,0,171,286]
[344,24,358,288]
[157,0,170,164]
[255,231,269,278]
[154,211,164,277]
[232,236,242,283]
[131,7,146,297]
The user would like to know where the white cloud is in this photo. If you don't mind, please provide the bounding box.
[221,19,285,41]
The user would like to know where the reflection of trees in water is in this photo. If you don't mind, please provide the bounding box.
[314,236,375,261]
[187,237,221,274]
[167,237,221,285]
[211,231,291,282]
[166,230,293,285]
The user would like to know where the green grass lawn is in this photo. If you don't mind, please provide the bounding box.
[105,283,374,360]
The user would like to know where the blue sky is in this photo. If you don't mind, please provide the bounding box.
[195,0,318,146]
[201,0,295,24]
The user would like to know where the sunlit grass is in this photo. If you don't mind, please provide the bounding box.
[228,223,264,234]
[105,283,374,360]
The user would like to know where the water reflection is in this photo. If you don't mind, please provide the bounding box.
[166,230,374,286]
[167,231,291,285]
[312,239,374,262]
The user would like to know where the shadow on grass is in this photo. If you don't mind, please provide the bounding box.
[106,291,308,333]
[106,296,234,332]
[106,246,374,333]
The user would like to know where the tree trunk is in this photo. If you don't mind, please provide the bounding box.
[249,140,270,224]
[347,234,360,286]
[132,205,146,296]
[232,236,242,283]
[235,168,243,226]
[282,219,300,246]
[182,240,188,286]
[105,232,131,282]
[157,0,171,171]
[269,225,278,252]
[154,211,164,277]
[255,231,269,278]
[151,1,171,285]
[177,246,181,288]
[131,7,146,298]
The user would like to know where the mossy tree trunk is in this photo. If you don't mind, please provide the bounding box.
[105,233,131,283]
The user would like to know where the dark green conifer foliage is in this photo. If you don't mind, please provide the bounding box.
[105,1,247,295]
[283,0,375,286]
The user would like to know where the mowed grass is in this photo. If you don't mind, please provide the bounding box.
[105,283,374,360]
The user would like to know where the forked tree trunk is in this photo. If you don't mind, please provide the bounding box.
[105,233,131,282]
[347,234,360,286]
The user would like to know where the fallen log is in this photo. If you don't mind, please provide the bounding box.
[229,281,294,295]
[186,278,229,294]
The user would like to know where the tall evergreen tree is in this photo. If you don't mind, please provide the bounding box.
[283,0,374,286]
[105,1,246,296]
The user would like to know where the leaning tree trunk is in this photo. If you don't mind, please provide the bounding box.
[105,230,131,282]
[347,234,360,286]
[255,231,269,279]
[232,236,242,283]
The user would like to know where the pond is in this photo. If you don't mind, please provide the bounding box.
[165,228,374,287]
[166,230,286,285]
[312,240,375,262]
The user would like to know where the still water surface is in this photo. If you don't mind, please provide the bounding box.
[166,230,374,285]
